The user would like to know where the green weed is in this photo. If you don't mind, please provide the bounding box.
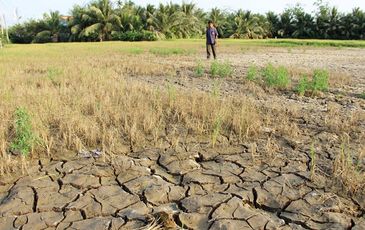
[311,69,329,93]
[195,61,205,77]
[262,64,290,89]
[296,75,310,96]
[10,107,36,156]
[247,65,258,81]
[211,61,233,78]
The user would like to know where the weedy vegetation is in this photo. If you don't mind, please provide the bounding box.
[333,135,365,194]
[194,61,205,77]
[10,107,37,156]
[246,65,258,81]
[261,64,291,89]
[210,61,233,78]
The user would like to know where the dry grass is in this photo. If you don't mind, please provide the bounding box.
[0,42,261,175]
[333,135,365,194]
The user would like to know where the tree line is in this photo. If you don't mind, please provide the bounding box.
[8,0,365,43]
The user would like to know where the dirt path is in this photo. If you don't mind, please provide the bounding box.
[1,47,364,230]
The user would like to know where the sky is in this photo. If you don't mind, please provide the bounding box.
[1,0,365,26]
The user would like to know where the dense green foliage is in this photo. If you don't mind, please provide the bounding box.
[8,0,365,43]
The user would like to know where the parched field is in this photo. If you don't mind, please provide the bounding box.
[0,40,364,230]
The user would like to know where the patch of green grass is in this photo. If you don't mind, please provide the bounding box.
[194,61,205,77]
[10,107,36,156]
[296,75,310,96]
[262,64,290,89]
[262,39,365,48]
[149,47,194,56]
[247,65,258,81]
[210,61,233,78]
[311,69,329,93]
[121,47,144,54]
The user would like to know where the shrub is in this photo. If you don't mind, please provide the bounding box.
[33,31,52,43]
[112,30,157,41]
[262,64,290,89]
[10,107,36,156]
[210,61,233,78]
[262,64,276,86]
[247,65,258,81]
[296,75,310,96]
[195,62,205,77]
[311,69,329,92]
[9,23,34,44]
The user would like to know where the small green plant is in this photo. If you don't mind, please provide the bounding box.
[262,64,276,86]
[296,75,310,96]
[211,114,223,147]
[195,61,205,77]
[311,69,329,93]
[247,65,258,81]
[210,61,233,78]
[276,66,290,88]
[10,107,36,156]
[262,64,290,89]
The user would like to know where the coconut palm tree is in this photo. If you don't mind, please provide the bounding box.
[71,0,121,42]
[232,10,270,39]
[173,3,205,38]
[117,1,143,32]
[37,11,66,42]
[266,11,280,38]
[208,8,231,38]
[292,7,315,38]
[149,3,180,39]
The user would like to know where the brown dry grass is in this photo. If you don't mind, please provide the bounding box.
[0,42,261,175]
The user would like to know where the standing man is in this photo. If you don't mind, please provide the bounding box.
[206,20,218,60]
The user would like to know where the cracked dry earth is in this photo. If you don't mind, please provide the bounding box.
[0,146,364,230]
[1,47,365,230]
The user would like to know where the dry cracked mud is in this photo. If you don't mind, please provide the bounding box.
[0,146,364,230]
[1,47,365,229]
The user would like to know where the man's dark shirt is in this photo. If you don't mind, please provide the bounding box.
[206,27,218,45]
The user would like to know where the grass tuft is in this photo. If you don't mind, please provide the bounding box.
[262,64,290,89]
[296,75,310,96]
[211,61,233,78]
[194,61,205,77]
[10,107,36,156]
[246,65,258,81]
[311,69,329,93]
